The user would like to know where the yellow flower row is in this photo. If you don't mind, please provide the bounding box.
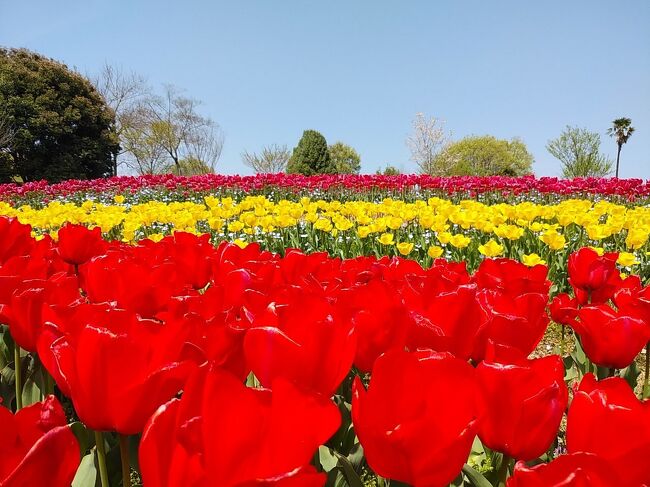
[1,195,649,259]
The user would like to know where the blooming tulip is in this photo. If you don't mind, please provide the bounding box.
[139,367,339,486]
[352,350,478,487]
[476,346,568,461]
[244,293,356,396]
[0,396,79,487]
[56,223,108,266]
[407,284,488,360]
[567,247,622,304]
[39,305,197,434]
[507,453,618,487]
[573,304,650,369]
[474,258,550,297]
[474,291,549,361]
[567,374,650,486]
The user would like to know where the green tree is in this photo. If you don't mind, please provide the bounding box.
[607,117,635,178]
[329,142,361,174]
[163,157,213,176]
[546,126,612,178]
[287,130,334,175]
[376,165,401,175]
[0,48,119,183]
[435,135,534,176]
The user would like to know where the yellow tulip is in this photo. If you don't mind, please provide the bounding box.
[478,240,504,257]
[397,242,414,255]
[427,245,444,259]
[378,233,395,245]
[617,252,638,267]
[522,253,546,267]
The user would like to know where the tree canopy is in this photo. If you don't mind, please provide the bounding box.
[287,130,335,175]
[547,126,612,178]
[0,48,119,183]
[329,142,361,174]
[434,135,534,176]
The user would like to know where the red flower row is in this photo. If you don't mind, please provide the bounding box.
[1,173,649,200]
[0,217,649,486]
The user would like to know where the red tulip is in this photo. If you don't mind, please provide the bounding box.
[57,223,108,266]
[39,305,197,434]
[474,258,551,297]
[507,453,618,487]
[337,279,410,373]
[567,374,650,486]
[0,218,33,264]
[407,284,489,360]
[139,367,339,487]
[573,305,650,369]
[549,293,578,327]
[1,273,80,352]
[476,346,568,460]
[244,293,356,396]
[0,395,80,487]
[474,291,549,361]
[81,252,192,318]
[352,350,478,487]
[567,247,622,304]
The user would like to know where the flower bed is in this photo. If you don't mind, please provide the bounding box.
[0,216,648,486]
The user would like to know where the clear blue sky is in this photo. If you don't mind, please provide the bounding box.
[1,0,649,177]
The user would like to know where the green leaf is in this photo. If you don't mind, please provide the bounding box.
[21,377,42,408]
[70,422,94,456]
[332,451,363,487]
[462,464,493,487]
[72,453,97,487]
[318,446,338,472]
[620,361,641,390]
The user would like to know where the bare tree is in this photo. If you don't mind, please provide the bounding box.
[242,144,291,173]
[93,63,150,175]
[406,113,452,175]
[142,85,224,175]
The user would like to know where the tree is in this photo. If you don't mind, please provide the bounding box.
[546,126,613,178]
[116,85,223,176]
[93,63,150,176]
[434,135,534,176]
[329,142,361,174]
[376,165,401,175]
[242,144,290,173]
[607,117,635,178]
[286,130,334,175]
[0,48,119,183]
[406,113,451,175]
[163,157,213,176]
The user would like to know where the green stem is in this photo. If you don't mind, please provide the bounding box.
[642,342,650,396]
[119,434,132,487]
[95,431,110,487]
[14,346,22,410]
[497,455,511,487]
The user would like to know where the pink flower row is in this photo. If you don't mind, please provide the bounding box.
[1,174,648,200]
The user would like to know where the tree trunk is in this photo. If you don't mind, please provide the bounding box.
[615,143,622,178]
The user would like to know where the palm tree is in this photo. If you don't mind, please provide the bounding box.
[607,117,635,178]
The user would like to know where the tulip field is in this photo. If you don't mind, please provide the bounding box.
[0,174,649,487]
